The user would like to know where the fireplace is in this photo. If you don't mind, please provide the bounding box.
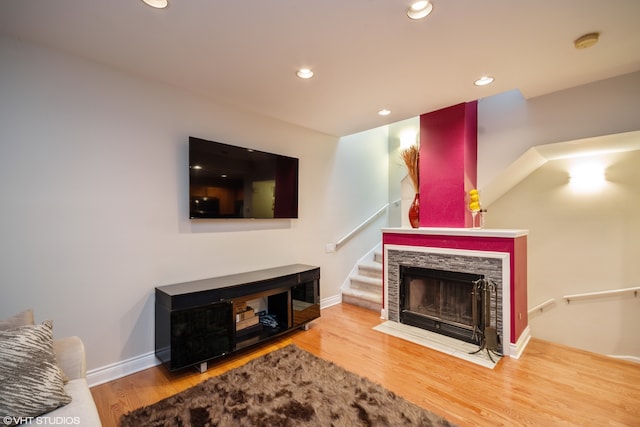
[382,227,530,359]
[400,266,484,344]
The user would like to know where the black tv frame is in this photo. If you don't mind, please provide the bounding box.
[189,136,299,219]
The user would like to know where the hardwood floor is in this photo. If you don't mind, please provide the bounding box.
[91,303,640,426]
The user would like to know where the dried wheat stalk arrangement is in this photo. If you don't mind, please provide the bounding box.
[401,145,420,192]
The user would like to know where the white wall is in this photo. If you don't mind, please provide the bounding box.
[0,34,389,373]
[478,72,640,358]
[478,71,640,189]
[387,118,420,228]
[318,126,390,280]
[486,150,640,358]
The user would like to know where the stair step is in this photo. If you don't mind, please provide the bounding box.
[342,285,383,312]
[349,274,382,292]
[341,287,382,304]
[341,245,384,313]
[358,260,382,278]
[342,293,382,313]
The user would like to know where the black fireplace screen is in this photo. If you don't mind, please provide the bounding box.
[400,266,484,344]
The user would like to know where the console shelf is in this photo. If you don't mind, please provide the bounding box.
[155,264,320,371]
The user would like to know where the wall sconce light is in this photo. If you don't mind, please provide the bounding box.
[569,163,606,191]
[400,130,418,150]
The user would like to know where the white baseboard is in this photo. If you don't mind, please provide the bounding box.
[88,295,342,387]
[321,294,342,309]
[508,326,531,359]
[607,354,640,364]
[87,351,160,388]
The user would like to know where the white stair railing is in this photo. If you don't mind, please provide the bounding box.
[334,199,400,250]
[528,298,556,315]
[563,286,640,304]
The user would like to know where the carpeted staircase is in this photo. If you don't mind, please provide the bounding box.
[341,249,383,312]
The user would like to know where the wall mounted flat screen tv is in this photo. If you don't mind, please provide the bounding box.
[189,136,299,219]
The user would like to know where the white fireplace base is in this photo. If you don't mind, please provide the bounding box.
[373,320,500,369]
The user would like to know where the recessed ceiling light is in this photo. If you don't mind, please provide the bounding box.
[474,76,495,86]
[378,109,391,116]
[142,0,168,8]
[296,68,314,79]
[407,1,433,20]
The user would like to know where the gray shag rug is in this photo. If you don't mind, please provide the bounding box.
[120,345,456,427]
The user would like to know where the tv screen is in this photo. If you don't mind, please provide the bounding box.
[189,136,299,219]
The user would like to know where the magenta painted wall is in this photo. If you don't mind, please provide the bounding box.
[383,232,528,345]
[419,102,478,228]
[392,100,530,345]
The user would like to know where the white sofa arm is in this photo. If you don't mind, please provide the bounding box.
[53,336,86,381]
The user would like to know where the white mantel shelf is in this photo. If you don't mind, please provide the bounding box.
[382,227,529,238]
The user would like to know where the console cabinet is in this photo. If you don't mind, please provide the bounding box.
[155,264,320,371]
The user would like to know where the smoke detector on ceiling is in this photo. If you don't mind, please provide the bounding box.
[574,32,600,49]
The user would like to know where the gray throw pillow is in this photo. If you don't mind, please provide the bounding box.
[0,320,72,425]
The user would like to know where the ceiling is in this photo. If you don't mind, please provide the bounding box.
[1,0,639,137]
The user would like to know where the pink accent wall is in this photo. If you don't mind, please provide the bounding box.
[382,232,528,345]
[419,102,478,228]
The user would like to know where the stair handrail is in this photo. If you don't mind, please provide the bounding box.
[563,286,640,304]
[335,199,401,250]
[528,298,556,314]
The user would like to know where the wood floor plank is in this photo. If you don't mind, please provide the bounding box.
[90,303,640,426]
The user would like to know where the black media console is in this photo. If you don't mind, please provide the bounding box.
[155,264,320,372]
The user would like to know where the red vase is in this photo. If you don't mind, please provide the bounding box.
[408,193,420,228]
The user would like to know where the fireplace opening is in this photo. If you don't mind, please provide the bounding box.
[399,266,484,344]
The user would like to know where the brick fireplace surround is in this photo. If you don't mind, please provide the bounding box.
[382,227,531,358]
